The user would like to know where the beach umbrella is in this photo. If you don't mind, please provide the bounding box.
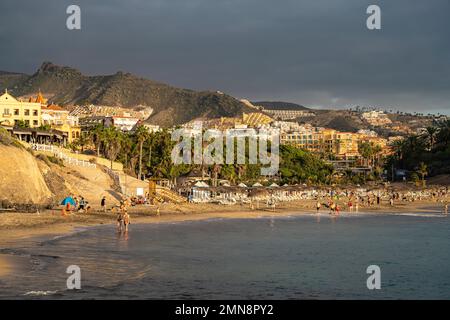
[238,183,247,188]
[61,196,75,206]
[252,182,263,187]
[270,183,279,187]
[249,189,269,198]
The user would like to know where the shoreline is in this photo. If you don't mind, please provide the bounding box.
[0,200,447,278]
[0,199,446,247]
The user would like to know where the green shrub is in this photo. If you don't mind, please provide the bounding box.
[36,153,64,167]
[0,127,14,145]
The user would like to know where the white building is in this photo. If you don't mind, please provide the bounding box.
[112,116,140,132]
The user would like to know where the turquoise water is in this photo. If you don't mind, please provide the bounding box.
[1,212,449,299]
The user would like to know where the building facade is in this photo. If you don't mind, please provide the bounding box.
[0,90,42,128]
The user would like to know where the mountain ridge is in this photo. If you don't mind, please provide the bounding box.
[252,101,310,110]
[0,62,253,127]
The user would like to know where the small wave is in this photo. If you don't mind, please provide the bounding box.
[394,213,447,218]
[23,290,58,296]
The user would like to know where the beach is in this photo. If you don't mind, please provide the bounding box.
[1,198,447,246]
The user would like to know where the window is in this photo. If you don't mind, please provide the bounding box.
[3,108,10,115]
[14,109,19,115]
[33,120,38,126]
[33,110,38,116]
[25,120,30,126]
[24,109,30,116]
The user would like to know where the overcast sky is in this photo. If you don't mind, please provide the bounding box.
[0,0,449,114]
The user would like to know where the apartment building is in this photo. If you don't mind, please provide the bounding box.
[0,89,41,128]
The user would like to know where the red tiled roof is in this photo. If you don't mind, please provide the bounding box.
[42,104,65,111]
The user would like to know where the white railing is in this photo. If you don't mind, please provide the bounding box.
[31,144,96,168]
[104,166,123,193]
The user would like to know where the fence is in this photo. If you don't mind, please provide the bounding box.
[31,144,97,168]
[104,166,123,193]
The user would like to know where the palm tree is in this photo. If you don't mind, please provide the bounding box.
[358,141,374,167]
[91,125,105,157]
[423,126,438,150]
[135,125,149,180]
[417,162,428,188]
[436,120,450,149]
[77,133,89,153]
[212,164,221,187]
[103,127,122,169]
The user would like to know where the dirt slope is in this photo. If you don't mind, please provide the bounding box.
[0,145,121,209]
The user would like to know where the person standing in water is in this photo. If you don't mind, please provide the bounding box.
[123,210,130,232]
[117,204,125,232]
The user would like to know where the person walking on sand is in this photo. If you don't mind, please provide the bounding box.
[316,200,321,213]
[78,197,86,213]
[101,196,106,213]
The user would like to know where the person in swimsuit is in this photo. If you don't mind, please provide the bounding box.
[123,211,130,232]
[117,205,125,232]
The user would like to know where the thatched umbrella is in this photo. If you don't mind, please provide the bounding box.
[248,188,270,198]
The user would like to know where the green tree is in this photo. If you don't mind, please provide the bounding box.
[135,125,150,180]
[417,162,428,188]
[103,127,123,169]
[15,120,29,128]
[423,126,439,150]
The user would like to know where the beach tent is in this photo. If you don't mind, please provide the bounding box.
[238,183,247,188]
[61,196,75,206]
[194,181,209,188]
[270,183,279,187]
[252,182,263,187]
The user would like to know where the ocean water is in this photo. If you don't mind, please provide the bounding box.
[0,212,449,299]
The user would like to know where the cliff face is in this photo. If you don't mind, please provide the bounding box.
[0,144,119,209]
[0,145,53,205]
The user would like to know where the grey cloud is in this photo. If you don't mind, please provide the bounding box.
[0,0,448,114]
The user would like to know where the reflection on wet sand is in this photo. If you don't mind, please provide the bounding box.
[0,254,28,278]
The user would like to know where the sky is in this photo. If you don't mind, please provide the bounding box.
[0,0,449,114]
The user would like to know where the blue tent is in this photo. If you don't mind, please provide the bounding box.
[61,196,76,206]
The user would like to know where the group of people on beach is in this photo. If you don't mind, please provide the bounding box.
[61,194,91,216]
[309,186,449,215]
[60,193,159,233]
[115,199,131,233]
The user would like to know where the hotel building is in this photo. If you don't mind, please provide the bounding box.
[0,89,42,128]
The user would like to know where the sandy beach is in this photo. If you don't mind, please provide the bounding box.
[1,199,447,247]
